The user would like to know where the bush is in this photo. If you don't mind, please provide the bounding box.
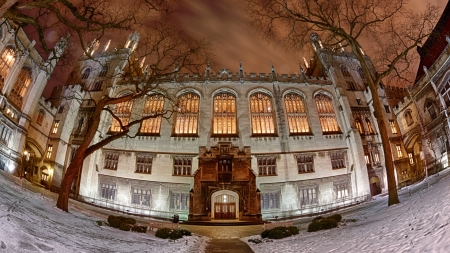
[320,218,338,230]
[287,226,299,235]
[261,229,271,239]
[119,222,131,231]
[248,238,263,244]
[168,230,183,240]
[109,218,121,228]
[312,216,324,222]
[124,218,136,225]
[267,229,284,239]
[329,214,342,223]
[155,228,171,239]
[307,221,322,232]
[131,225,148,233]
[96,220,103,226]
[180,229,192,236]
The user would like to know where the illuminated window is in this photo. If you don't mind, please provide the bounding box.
[101,183,116,200]
[389,120,397,134]
[355,119,364,134]
[257,157,276,175]
[315,94,340,133]
[104,152,119,170]
[250,92,275,135]
[365,155,370,164]
[373,147,381,165]
[81,67,91,80]
[365,118,374,134]
[298,187,318,206]
[110,101,133,132]
[173,157,192,175]
[0,47,15,78]
[334,182,350,199]
[408,153,414,165]
[141,94,164,134]
[297,155,314,173]
[132,188,151,206]
[46,145,53,159]
[11,68,31,107]
[170,192,189,210]
[52,121,60,134]
[174,93,199,135]
[396,144,403,158]
[284,93,310,134]
[37,110,45,125]
[439,79,450,108]
[426,101,436,119]
[99,65,108,77]
[405,110,414,126]
[261,192,280,210]
[213,92,237,134]
[330,151,345,169]
[135,155,152,173]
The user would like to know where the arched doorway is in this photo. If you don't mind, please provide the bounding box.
[369,176,381,196]
[211,190,239,220]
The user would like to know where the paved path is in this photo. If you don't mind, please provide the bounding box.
[205,239,254,253]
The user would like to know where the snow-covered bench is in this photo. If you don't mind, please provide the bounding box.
[149,221,179,231]
[262,221,294,230]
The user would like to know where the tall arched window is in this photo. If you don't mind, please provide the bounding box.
[250,92,275,135]
[141,94,164,134]
[81,67,91,80]
[315,94,340,133]
[99,65,108,77]
[10,68,32,108]
[110,100,133,132]
[284,93,310,134]
[357,67,368,88]
[0,47,15,78]
[341,65,357,90]
[174,93,199,135]
[365,118,374,134]
[355,119,364,134]
[404,110,414,126]
[440,79,450,108]
[213,92,236,134]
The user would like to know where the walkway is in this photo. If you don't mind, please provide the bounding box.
[205,239,254,253]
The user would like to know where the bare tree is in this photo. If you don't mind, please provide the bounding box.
[245,0,439,205]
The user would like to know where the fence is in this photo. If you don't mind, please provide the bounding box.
[261,194,372,220]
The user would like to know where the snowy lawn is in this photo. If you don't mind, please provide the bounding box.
[0,174,208,253]
[245,172,450,253]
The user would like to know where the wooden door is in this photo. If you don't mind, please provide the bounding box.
[214,203,221,219]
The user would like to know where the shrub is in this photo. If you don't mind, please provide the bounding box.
[180,229,192,236]
[131,225,148,233]
[107,215,118,224]
[267,229,284,239]
[312,216,324,222]
[248,238,263,244]
[96,221,103,226]
[119,222,131,231]
[261,229,271,239]
[307,221,322,232]
[109,218,121,228]
[329,214,342,223]
[287,226,299,235]
[124,218,136,225]
[320,218,338,230]
[155,228,171,239]
[168,230,183,240]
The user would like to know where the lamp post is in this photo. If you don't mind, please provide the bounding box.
[22,150,30,179]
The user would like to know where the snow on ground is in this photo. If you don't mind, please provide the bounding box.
[244,171,450,253]
[0,174,208,253]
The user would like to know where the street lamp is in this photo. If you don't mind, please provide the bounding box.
[22,150,30,178]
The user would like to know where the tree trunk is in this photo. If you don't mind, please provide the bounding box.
[56,157,83,211]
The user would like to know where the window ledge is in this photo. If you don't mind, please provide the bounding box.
[172,174,192,177]
[298,171,315,174]
[258,174,277,177]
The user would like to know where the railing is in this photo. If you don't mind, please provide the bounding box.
[75,195,189,220]
[261,194,371,220]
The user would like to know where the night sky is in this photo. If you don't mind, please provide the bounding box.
[42,0,448,96]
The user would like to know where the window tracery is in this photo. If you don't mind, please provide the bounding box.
[174,93,199,135]
[213,92,236,135]
[0,47,15,78]
[315,94,340,133]
[250,92,275,135]
[110,100,133,132]
[284,93,310,134]
[141,94,164,134]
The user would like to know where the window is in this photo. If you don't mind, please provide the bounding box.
[365,155,370,164]
[384,105,391,113]
[250,93,275,135]
[356,98,362,105]
[297,155,314,173]
[141,94,164,134]
[334,182,350,199]
[426,101,436,119]
[357,67,368,88]
[389,120,397,134]
[330,151,345,169]
[99,65,108,77]
[408,153,414,165]
[257,157,276,175]
[170,192,189,210]
[260,192,280,210]
[37,110,44,125]
[0,47,15,78]
[101,183,116,200]
[52,121,60,134]
[174,93,199,135]
[440,80,450,108]
[11,68,32,106]
[110,101,133,132]
[46,145,53,159]
[284,93,310,134]
[81,67,91,80]
[131,188,151,206]
[104,152,119,170]
[341,65,351,77]
[58,106,65,114]
[373,147,380,165]
[299,187,318,206]
[405,110,414,126]
[213,92,237,134]
[315,94,340,133]
[396,144,403,158]
[135,155,152,173]
[355,119,364,134]
[90,80,103,91]
[173,157,192,175]
[365,118,374,134]
[0,126,12,145]
[346,81,356,90]
[5,107,14,118]
[341,65,358,91]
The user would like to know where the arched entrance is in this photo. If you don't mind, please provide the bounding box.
[211,190,239,220]
[369,176,381,196]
